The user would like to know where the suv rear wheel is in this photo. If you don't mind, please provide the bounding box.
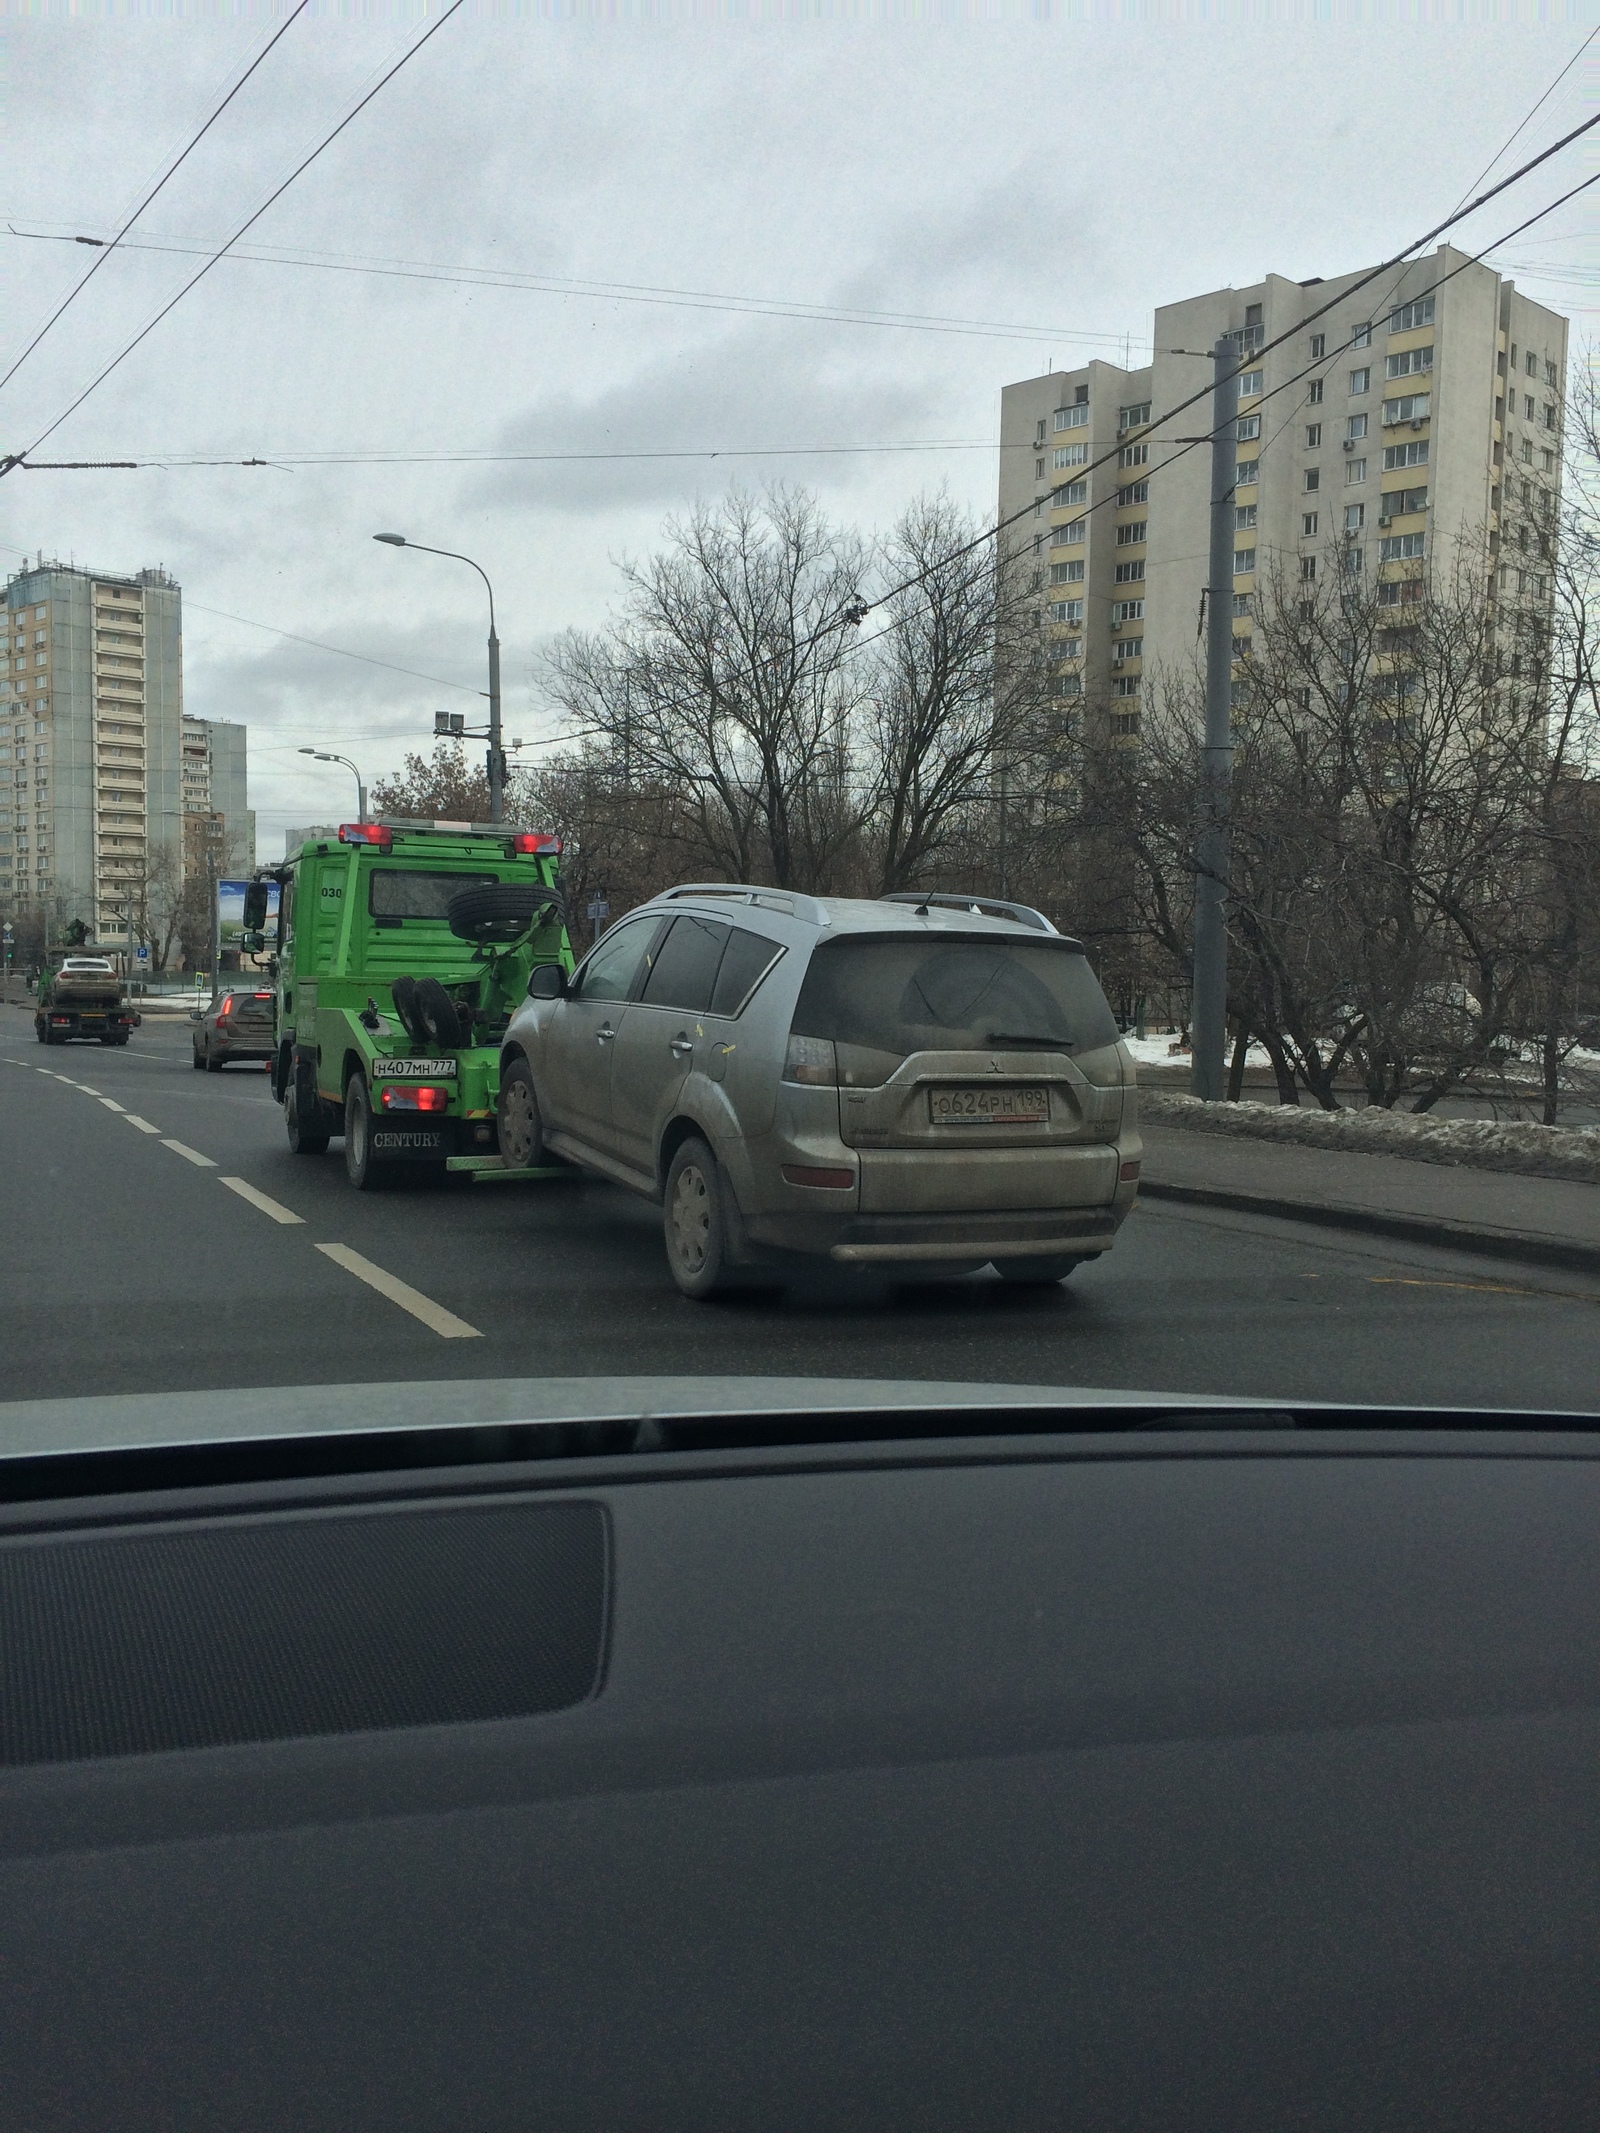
[344,1072,390,1190]
[664,1136,733,1300]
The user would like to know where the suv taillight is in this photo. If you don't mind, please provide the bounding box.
[782,1034,839,1086]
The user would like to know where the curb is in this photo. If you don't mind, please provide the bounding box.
[1139,1178,1600,1278]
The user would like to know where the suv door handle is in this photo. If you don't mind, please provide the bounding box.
[596,1023,616,1044]
[669,1035,694,1057]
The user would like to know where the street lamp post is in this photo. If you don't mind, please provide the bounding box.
[373,533,503,822]
[298,748,367,820]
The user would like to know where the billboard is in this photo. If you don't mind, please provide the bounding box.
[217,880,280,951]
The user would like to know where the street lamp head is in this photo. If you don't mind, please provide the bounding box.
[298,746,317,757]
[373,532,408,547]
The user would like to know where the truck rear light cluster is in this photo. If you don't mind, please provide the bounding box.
[338,824,393,849]
[511,832,562,855]
[379,1085,449,1113]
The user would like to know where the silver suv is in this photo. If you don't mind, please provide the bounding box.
[498,885,1141,1298]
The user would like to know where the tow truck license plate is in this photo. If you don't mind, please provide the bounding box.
[929,1086,1049,1126]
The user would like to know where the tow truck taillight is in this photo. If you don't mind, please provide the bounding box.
[511,832,562,855]
[338,823,392,850]
[379,1085,449,1112]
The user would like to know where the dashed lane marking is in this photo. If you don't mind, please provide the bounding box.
[162,1139,218,1169]
[1370,1277,1535,1296]
[314,1243,482,1340]
[124,1116,161,1134]
[99,1098,126,1113]
[219,1177,304,1226]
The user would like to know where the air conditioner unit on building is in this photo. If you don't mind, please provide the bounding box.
[1379,515,1392,527]
[1411,419,1423,431]
[1343,440,1354,451]
[1111,660,1125,672]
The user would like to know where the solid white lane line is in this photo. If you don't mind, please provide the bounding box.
[124,1116,161,1134]
[162,1138,218,1169]
[314,1243,482,1340]
[219,1176,304,1226]
[99,1098,126,1113]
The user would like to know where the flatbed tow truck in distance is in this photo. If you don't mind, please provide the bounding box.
[250,817,575,1189]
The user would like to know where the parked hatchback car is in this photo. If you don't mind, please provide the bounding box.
[191,989,276,1071]
[499,886,1140,1297]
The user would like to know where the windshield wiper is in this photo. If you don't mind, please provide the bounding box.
[984,1030,1074,1049]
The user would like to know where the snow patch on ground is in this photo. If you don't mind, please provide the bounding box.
[1139,1090,1600,1185]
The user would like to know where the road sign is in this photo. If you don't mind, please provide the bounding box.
[135,946,150,963]
[1,923,12,942]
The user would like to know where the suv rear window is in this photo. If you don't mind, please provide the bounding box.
[792,936,1119,1069]
[368,870,498,920]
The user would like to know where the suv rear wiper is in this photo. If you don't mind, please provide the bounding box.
[985,1030,1074,1049]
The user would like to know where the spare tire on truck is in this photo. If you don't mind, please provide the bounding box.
[414,977,468,1050]
[447,882,564,945]
[389,975,429,1047]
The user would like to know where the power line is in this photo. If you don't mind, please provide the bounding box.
[0,0,467,482]
[5,225,1149,354]
[11,438,995,472]
[1448,24,1598,218]
[0,3,311,402]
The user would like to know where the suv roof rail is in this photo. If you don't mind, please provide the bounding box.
[657,883,832,925]
[881,891,1059,935]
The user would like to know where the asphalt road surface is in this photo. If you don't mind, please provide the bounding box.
[6,1006,1599,1414]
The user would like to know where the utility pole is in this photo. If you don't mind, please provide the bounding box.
[1190,334,1240,1102]
[207,844,221,1009]
[487,614,503,825]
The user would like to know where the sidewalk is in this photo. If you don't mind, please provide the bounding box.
[1139,1123,1600,1274]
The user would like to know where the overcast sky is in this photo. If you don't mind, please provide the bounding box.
[1,4,1592,852]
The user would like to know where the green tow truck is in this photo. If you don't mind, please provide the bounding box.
[250,817,574,1188]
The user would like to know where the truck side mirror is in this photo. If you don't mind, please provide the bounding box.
[241,929,265,952]
[242,883,270,930]
[527,964,567,1001]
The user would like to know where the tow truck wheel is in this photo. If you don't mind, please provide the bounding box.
[284,1076,330,1156]
[496,1057,544,1168]
[344,1072,392,1190]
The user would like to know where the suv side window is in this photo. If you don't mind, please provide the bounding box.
[710,926,784,1016]
[573,917,658,1002]
[639,915,730,1010]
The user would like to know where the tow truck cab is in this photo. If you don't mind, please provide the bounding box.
[261,819,573,1182]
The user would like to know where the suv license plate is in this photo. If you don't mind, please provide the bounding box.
[929,1086,1049,1126]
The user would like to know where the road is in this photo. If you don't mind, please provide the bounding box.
[5,1005,1600,1414]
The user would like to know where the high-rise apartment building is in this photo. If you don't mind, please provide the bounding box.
[998,246,1568,735]
[1,560,254,945]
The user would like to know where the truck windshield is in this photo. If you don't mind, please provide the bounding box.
[368,870,499,920]
[792,937,1120,1061]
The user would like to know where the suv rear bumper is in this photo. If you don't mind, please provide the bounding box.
[741,1204,1124,1265]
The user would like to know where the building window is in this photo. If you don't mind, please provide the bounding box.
[1055,480,1088,506]
[1300,556,1318,581]
[1119,401,1151,429]
[1034,418,1047,446]
[1239,370,1263,398]
[1232,592,1252,617]
[1049,610,1080,635]
[1521,393,1534,420]
[1117,479,1149,506]
[1054,442,1088,468]
[1053,559,1086,583]
[1237,414,1261,441]
[1347,413,1368,441]
[1542,448,1555,473]
[1384,440,1429,470]
[1389,297,1435,333]
[1114,560,1146,583]
[1118,442,1148,468]
[1521,436,1534,463]
[1053,598,1084,623]
[1380,531,1426,562]
[1544,404,1558,431]
[1236,503,1257,529]
[1351,322,1371,348]
[1345,503,1365,531]
[1233,547,1256,574]
[1305,423,1322,448]
[1382,394,1430,425]
[1385,346,1433,379]
[1304,467,1320,493]
[1113,599,1144,623]
[1053,404,1088,431]
[1034,458,1045,479]
[1112,675,1141,697]
[1116,521,1147,546]
[1114,637,1144,659]
[1307,378,1324,405]
[1053,672,1083,697]
[1525,350,1538,377]
[1378,578,1424,607]
[1381,485,1427,518]
[1545,359,1559,388]
[1349,366,1370,395]
[1310,333,1326,358]
[1235,458,1258,486]
[1057,519,1086,544]
[1346,457,1367,484]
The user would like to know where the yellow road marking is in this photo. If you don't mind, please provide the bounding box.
[218,1176,304,1226]
[315,1243,482,1339]
[161,1138,217,1169]
[1371,1277,1533,1296]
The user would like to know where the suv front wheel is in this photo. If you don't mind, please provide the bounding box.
[496,1057,544,1169]
[664,1136,734,1301]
